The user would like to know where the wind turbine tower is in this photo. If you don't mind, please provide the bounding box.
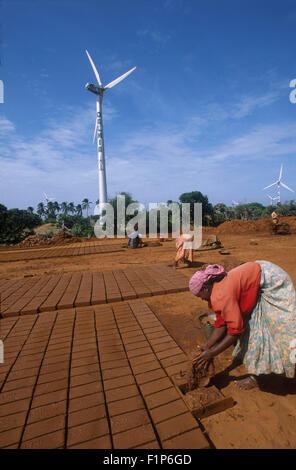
[85,50,136,205]
[263,164,294,204]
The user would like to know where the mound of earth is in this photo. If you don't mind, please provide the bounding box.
[216,216,296,234]
[16,231,83,248]
[34,223,61,237]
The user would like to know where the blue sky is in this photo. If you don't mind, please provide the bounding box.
[1,0,296,211]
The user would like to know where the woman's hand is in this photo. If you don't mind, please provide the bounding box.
[191,347,213,364]
[195,349,214,363]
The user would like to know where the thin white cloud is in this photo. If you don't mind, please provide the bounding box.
[137,29,171,46]
[232,92,280,118]
[0,102,118,207]
[1,89,295,210]
[104,58,134,73]
[0,117,16,134]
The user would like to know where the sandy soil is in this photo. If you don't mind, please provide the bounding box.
[1,230,296,449]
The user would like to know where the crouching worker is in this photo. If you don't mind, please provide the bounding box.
[189,261,296,390]
[128,225,143,249]
[174,233,194,268]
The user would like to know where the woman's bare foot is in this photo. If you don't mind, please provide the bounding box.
[234,375,258,390]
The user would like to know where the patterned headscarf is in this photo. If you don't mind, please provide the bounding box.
[189,264,227,296]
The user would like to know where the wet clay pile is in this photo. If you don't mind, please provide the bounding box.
[186,347,215,390]
[215,216,296,234]
[183,347,217,409]
[16,232,83,248]
[185,386,221,410]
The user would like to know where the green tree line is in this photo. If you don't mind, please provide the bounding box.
[1,191,296,244]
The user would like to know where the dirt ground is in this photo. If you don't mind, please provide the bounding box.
[1,229,296,449]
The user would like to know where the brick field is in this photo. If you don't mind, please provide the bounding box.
[0,265,188,318]
[0,244,124,263]
[0,300,210,449]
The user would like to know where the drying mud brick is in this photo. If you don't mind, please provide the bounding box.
[0,264,189,317]
[0,300,212,449]
[172,371,235,420]
[163,428,210,449]
[110,409,151,434]
[0,241,123,262]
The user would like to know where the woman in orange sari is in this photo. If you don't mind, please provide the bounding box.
[174,233,194,268]
[189,262,296,390]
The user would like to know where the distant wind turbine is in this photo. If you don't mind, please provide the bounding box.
[267,195,278,206]
[263,164,294,204]
[43,192,55,204]
[85,50,136,206]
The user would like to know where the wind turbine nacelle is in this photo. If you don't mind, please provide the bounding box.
[85,83,102,95]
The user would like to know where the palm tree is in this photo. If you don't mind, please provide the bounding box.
[60,202,68,214]
[76,204,83,216]
[68,202,75,215]
[82,198,92,217]
[46,201,56,218]
[37,202,45,219]
[53,201,60,214]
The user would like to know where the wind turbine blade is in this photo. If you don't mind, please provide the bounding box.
[104,66,136,90]
[263,182,277,190]
[279,164,283,180]
[86,50,102,87]
[280,182,294,192]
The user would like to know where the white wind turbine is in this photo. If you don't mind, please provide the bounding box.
[267,195,278,206]
[43,192,55,204]
[263,164,294,204]
[85,50,136,206]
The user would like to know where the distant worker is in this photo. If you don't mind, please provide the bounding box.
[189,261,296,390]
[271,210,279,225]
[174,233,194,268]
[271,210,279,233]
[128,225,143,249]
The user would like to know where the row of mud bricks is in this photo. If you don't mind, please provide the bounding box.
[0,244,123,262]
[0,301,210,449]
[0,265,189,317]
